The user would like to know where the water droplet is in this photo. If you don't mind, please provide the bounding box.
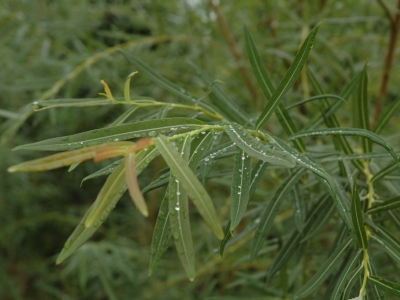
[173,232,179,240]
[176,192,181,196]
[238,192,241,195]
[61,136,70,141]
[148,130,157,137]
[175,205,180,211]
[93,221,99,228]
[118,188,125,194]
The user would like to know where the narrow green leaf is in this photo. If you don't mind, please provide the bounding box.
[149,193,171,276]
[357,64,372,154]
[369,276,400,297]
[292,237,352,299]
[371,163,398,183]
[368,196,400,214]
[108,106,140,127]
[169,135,195,281]
[288,127,399,164]
[220,220,232,257]
[374,95,400,134]
[267,194,332,279]
[370,228,400,264]
[81,159,124,184]
[250,168,305,261]
[368,263,386,300]
[225,123,295,168]
[286,94,346,110]
[189,131,215,170]
[13,118,203,152]
[230,148,251,230]
[351,180,368,249]
[330,249,362,300]
[255,22,322,130]
[341,265,364,300]
[334,183,353,232]
[189,62,250,125]
[292,184,306,232]
[249,160,269,199]
[304,72,361,130]
[126,152,148,217]
[155,135,223,239]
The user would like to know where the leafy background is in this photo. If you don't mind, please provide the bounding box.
[1,0,400,299]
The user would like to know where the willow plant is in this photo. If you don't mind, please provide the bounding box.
[7,23,400,299]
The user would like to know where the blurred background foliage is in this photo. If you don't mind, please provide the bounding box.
[1,0,399,299]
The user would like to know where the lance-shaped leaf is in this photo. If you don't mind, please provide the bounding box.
[149,193,171,276]
[126,152,148,217]
[85,148,158,228]
[292,237,352,299]
[154,135,223,240]
[374,95,400,134]
[330,249,362,300]
[368,263,387,299]
[368,196,400,214]
[368,276,400,297]
[250,168,306,261]
[57,148,158,264]
[142,131,215,194]
[230,148,251,231]
[255,22,322,130]
[244,26,306,152]
[168,134,195,281]
[267,194,332,279]
[81,159,124,184]
[225,123,295,168]
[341,265,364,300]
[12,118,203,152]
[288,127,399,164]
[370,226,400,264]
[371,162,398,183]
[7,142,132,172]
[351,180,368,249]
[357,64,372,154]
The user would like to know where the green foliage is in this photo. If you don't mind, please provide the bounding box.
[3,1,400,299]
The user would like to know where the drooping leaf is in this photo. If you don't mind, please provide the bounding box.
[224,123,295,168]
[368,276,400,297]
[370,230,400,264]
[288,127,399,164]
[125,152,148,217]
[292,237,352,299]
[108,106,140,127]
[12,118,203,152]
[371,162,399,183]
[255,22,322,130]
[341,265,364,300]
[154,135,223,239]
[230,148,251,231]
[149,193,171,276]
[351,180,368,249]
[189,131,215,170]
[330,249,362,300]
[286,94,346,110]
[368,262,387,300]
[168,135,195,281]
[250,168,306,261]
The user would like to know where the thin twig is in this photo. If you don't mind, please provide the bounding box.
[208,0,259,107]
[373,0,400,128]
